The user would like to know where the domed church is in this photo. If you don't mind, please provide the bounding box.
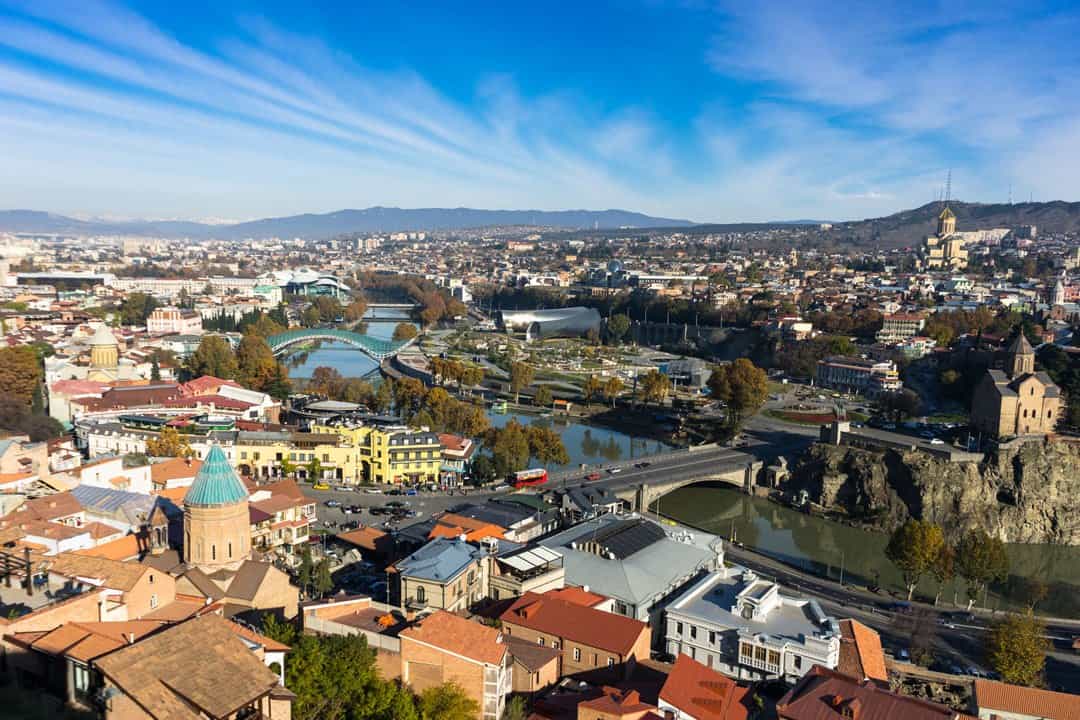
[183,445,251,571]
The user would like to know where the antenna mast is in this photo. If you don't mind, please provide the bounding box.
[945,169,952,204]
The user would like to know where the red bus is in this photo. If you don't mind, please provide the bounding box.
[510,468,548,488]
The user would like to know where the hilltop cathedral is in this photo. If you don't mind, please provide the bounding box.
[970,332,1061,439]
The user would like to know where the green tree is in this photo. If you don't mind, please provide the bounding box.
[186,335,238,379]
[607,313,631,344]
[150,356,161,381]
[393,322,419,341]
[236,334,278,390]
[487,419,531,476]
[314,558,333,598]
[301,305,321,327]
[146,427,194,458]
[956,529,1010,610]
[707,358,769,428]
[0,345,43,407]
[342,379,375,405]
[264,363,293,401]
[297,545,314,597]
[243,312,286,338]
[534,385,553,407]
[118,292,158,326]
[639,370,672,407]
[374,378,394,412]
[417,682,479,720]
[986,611,1048,687]
[885,520,946,601]
[509,361,534,403]
[306,457,323,482]
[931,545,955,606]
[503,695,528,720]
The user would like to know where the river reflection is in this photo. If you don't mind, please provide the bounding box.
[488,412,670,471]
[656,485,1080,618]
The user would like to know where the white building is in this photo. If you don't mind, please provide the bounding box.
[664,555,840,684]
[147,306,203,335]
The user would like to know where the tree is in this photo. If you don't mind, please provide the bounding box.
[314,558,333,598]
[301,305,321,327]
[306,457,324,482]
[243,312,286,338]
[393,322,419,341]
[309,366,345,398]
[707,359,768,428]
[885,520,945,601]
[297,545,314,597]
[534,385,553,407]
[236,334,278,390]
[931,545,955,606]
[280,457,297,477]
[640,370,672,407]
[487,420,531,477]
[525,425,569,466]
[877,389,922,423]
[986,611,1048,687]
[146,427,194,458]
[417,682,479,720]
[461,365,484,393]
[0,345,43,407]
[583,375,602,407]
[602,376,624,407]
[394,376,426,416]
[503,695,528,720]
[342,297,369,323]
[342,379,375,405]
[150,356,161,381]
[607,313,631,344]
[509,362,534,403]
[264,363,293,401]
[374,378,394,412]
[956,529,1010,610]
[186,335,238,379]
[118,292,158,326]
[470,453,496,485]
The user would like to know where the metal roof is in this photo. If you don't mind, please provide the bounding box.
[497,546,561,573]
[183,446,248,507]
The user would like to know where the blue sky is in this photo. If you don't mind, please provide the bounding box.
[1,0,1078,223]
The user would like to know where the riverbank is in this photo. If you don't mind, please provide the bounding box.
[655,482,1080,618]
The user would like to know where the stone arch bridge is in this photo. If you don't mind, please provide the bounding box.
[609,452,763,512]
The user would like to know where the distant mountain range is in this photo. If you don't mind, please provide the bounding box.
[0,207,694,239]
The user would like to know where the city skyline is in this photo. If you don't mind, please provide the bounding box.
[1,0,1078,222]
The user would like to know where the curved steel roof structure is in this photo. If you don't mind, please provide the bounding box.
[498,306,602,341]
[266,328,415,361]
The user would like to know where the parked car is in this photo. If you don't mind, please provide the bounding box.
[405,488,419,496]
[364,488,383,494]
[585,471,602,481]
[607,467,622,474]
[324,500,342,508]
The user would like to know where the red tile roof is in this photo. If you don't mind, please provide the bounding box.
[545,586,608,608]
[660,654,751,720]
[837,620,888,684]
[973,678,1080,720]
[777,666,958,720]
[179,375,242,396]
[500,591,648,657]
[579,687,655,717]
[150,457,203,484]
[400,610,507,666]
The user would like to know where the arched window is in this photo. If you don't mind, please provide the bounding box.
[228,542,233,558]
[212,545,216,561]
[416,586,426,604]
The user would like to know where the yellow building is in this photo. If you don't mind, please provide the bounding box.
[923,206,968,270]
[231,422,443,486]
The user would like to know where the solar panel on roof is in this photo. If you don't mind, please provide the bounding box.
[592,519,667,559]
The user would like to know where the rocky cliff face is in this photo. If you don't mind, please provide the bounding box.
[786,439,1080,544]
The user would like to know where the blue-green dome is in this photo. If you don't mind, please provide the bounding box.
[183,446,248,507]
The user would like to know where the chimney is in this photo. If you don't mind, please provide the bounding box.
[126,633,136,644]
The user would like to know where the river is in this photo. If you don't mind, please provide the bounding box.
[655,485,1080,618]
[488,411,670,472]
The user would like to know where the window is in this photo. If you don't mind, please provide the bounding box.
[537,637,545,647]
[689,646,695,659]
[573,648,581,662]
[416,586,426,603]
[709,631,716,644]
[676,622,683,636]
[552,640,560,650]
[689,625,697,640]
[768,650,781,667]
[793,655,802,670]
[73,663,91,694]
[607,657,614,667]
[211,545,216,561]
[149,574,154,584]
[150,593,158,609]
[228,542,232,558]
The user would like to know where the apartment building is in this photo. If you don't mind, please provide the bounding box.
[393,537,490,613]
[875,312,925,344]
[146,306,203,335]
[499,590,651,679]
[400,610,512,720]
[664,565,840,684]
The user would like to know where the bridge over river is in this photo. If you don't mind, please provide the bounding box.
[545,443,763,510]
[267,328,415,361]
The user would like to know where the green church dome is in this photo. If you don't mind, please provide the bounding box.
[183,446,248,507]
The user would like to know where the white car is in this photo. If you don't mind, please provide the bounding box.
[364,488,383,494]
[608,467,622,474]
